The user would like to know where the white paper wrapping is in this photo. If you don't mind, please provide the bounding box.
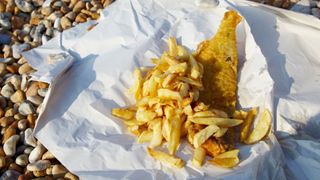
[22,0,320,179]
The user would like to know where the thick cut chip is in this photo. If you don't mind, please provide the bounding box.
[193,124,219,148]
[208,149,239,168]
[195,11,242,114]
[240,107,258,142]
[137,130,153,143]
[192,147,206,167]
[111,108,135,120]
[245,109,272,144]
[214,128,228,138]
[168,114,185,155]
[149,119,163,148]
[190,117,243,127]
[147,148,185,168]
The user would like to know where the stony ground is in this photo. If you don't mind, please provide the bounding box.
[250,0,320,18]
[0,0,112,179]
[0,0,318,179]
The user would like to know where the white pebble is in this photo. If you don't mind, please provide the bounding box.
[29,143,46,163]
[38,88,48,97]
[18,101,35,115]
[24,146,34,154]
[24,128,37,147]
[27,95,43,106]
[1,83,14,98]
[9,75,22,90]
[3,135,20,156]
[11,43,30,59]
[21,74,29,91]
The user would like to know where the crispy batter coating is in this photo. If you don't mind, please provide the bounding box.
[195,11,242,114]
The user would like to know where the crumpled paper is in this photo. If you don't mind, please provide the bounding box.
[22,0,320,179]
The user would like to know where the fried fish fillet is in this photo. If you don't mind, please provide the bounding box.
[194,11,242,114]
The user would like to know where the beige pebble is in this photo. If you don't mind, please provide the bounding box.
[33,169,47,177]
[41,7,53,16]
[10,90,25,104]
[52,164,68,178]
[18,63,33,75]
[42,151,55,160]
[73,1,85,13]
[27,95,43,106]
[17,119,27,130]
[60,16,72,30]
[64,172,79,180]
[75,13,87,23]
[26,82,40,97]
[5,108,16,117]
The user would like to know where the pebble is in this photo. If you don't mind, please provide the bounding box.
[11,90,26,103]
[24,146,34,154]
[9,75,22,90]
[41,7,53,16]
[0,169,21,180]
[64,172,79,180]
[21,74,28,91]
[16,154,29,166]
[24,128,37,147]
[0,63,7,76]
[0,34,11,44]
[15,0,35,13]
[12,43,31,59]
[311,8,320,18]
[52,164,68,177]
[37,88,48,97]
[18,101,35,116]
[27,160,51,171]
[0,117,15,127]
[1,83,15,98]
[42,151,55,160]
[3,135,20,156]
[61,16,72,29]
[73,1,85,13]
[27,95,43,106]
[18,63,33,75]
[17,119,27,130]
[29,143,46,163]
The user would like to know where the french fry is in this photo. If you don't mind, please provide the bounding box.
[244,109,272,144]
[136,109,157,123]
[137,130,153,143]
[240,107,258,142]
[190,117,243,127]
[149,119,163,148]
[177,46,189,60]
[129,68,143,101]
[189,55,201,79]
[158,89,182,102]
[111,108,135,120]
[192,147,206,167]
[147,148,185,168]
[166,62,188,74]
[208,149,239,168]
[193,124,219,148]
[168,37,178,57]
[168,114,185,155]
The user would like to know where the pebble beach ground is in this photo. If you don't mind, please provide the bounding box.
[0,0,318,179]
